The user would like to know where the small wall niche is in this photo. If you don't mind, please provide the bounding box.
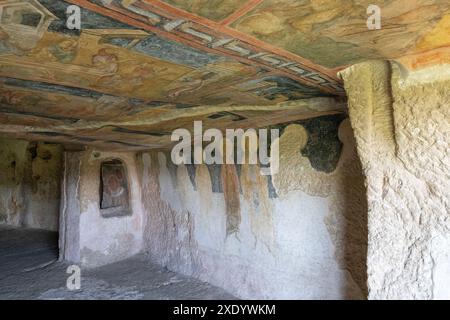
[99,159,131,218]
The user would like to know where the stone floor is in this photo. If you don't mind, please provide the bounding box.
[0,226,235,300]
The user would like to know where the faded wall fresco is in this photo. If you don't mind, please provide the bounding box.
[140,116,368,299]
[100,159,130,215]
[0,137,62,231]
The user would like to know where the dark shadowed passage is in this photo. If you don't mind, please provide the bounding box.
[0,226,235,300]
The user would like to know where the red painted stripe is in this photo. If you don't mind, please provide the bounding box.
[220,0,263,26]
[66,0,342,95]
[141,0,340,81]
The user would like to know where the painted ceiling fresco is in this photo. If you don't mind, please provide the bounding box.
[0,0,449,150]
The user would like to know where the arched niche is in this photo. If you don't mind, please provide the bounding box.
[99,159,131,218]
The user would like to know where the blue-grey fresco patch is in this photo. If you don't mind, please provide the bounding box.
[128,99,167,107]
[1,77,104,99]
[298,114,346,173]
[0,40,15,55]
[174,102,201,109]
[266,175,278,199]
[234,164,243,195]
[0,104,80,123]
[103,37,136,48]
[258,162,277,198]
[39,0,137,36]
[111,127,171,137]
[269,114,346,173]
[207,112,247,121]
[20,12,42,27]
[132,35,224,68]
[207,164,223,193]
[104,140,147,147]
[32,131,96,143]
[30,131,147,147]
[185,164,197,191]
[249,76,332,100]
[1,77,185,111]
[127,100,197,111]
[235,164,242,179]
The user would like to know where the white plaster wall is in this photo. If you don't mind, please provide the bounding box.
[78,149,144,267]
[140,119,368,299]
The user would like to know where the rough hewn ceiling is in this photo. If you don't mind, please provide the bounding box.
[0,0,449,150]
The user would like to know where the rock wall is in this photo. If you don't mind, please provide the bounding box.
[341,61,450,299]
[60,148,145,267]
[0,137,62,231]
[139,115,368,299]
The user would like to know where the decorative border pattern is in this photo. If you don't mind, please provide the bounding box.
[67,0,345,95]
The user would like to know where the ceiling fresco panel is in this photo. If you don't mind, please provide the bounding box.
[1,0,449,150]
[162,0,245,21]
[232,0,450,68]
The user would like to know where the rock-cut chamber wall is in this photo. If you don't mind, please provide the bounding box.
[0,138,62,231]
[341,61,450,299]
[138,115,369,299]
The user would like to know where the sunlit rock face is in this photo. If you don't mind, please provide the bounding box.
[341,61,450,300]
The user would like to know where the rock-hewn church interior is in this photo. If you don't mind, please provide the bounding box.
[0,0,449,300]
